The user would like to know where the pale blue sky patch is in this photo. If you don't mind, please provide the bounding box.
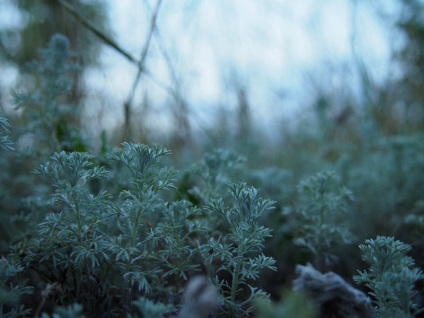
[0,0,396,139]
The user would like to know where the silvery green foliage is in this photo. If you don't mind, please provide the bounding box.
[107,143,177,295]
[405,200,424,229]
[0,117,32,318]
[31,151,111,268]
[12,33,83,153]
[294,170,354,267]
[150,200,206,282]
[354,236,424,318]
[17,143,182,314]
[247,167,293,204]
[200,183,276,316]
[339,134,424,235]
[0,116,14,151]
[40,304,85,318]
[107,142,174,188]
[131,297,170,318]
[186,149,246,203]
[0,258,34,318]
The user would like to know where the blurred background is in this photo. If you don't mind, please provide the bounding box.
[2,0,421,159]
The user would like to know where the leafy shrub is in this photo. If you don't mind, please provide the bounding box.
[293,170,354,270]
[199,183,276,316]
[12,33,85,154]
[0,257,34,318]
[15,143,179,315]
[4,141,275,317]
[354,236,424,318]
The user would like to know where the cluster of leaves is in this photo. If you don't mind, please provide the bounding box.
[0,258,33,318]
[354,236,423,318]
[199,183,277,316]
[0,116,14,152]
[0,33,89,258]
[0,115,34,318]
[182,148,246,203]
[12,145,273,317]
[9,143,176,315]
[1,118,275,316]
[339,134,424,237]
[293,170,354,269]
[12,33,84,155]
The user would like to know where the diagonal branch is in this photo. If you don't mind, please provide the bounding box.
[58,0,170,142]
[126,0,163,108]
[58,0,138,65]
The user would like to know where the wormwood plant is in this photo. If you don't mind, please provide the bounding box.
[0,117,34,318]
[130,297,170,318]
[199,183,276,317]
[0,114,17,245]
[183,149,246,203]
[354,236,424,318]
[40,304,85,318]
[294,170,354,270]
[106,143,177,296]
[0,35,87,263]
[0,256,34,317]
[21,151,113,314]
[12,33,84,154]
[149,200,206,285]
[8,143,173,314]
[7,141,279,316]
[338,134,424,238]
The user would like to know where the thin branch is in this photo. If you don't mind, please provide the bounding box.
[58,0,174,95]
[126,0,163,107]
[58,0,138,65]
[58,0,178,142]
[123,0,163,141]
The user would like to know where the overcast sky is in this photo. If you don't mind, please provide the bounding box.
[0,0,399,138]
[84,1,395,134]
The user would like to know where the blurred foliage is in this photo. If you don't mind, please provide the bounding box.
[0,0,108,67]
[354,236,424,318]
[255,291,315,318]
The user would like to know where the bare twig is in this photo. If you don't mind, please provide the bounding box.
[123,0,163,141]
[154,30,191,146]
[58,0,138,64]
[58,0,170,142]
[127,0,163,102]
[57,0,169,90]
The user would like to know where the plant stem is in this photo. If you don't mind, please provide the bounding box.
[73,194,82,245]
[131,208,143,248]
[230,256,242,305]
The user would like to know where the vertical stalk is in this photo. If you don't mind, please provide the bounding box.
[72,194,82,245]
[230,244,245,308]
[230,259,242,305]
[131,208,143,248]
[123,0,163,141]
